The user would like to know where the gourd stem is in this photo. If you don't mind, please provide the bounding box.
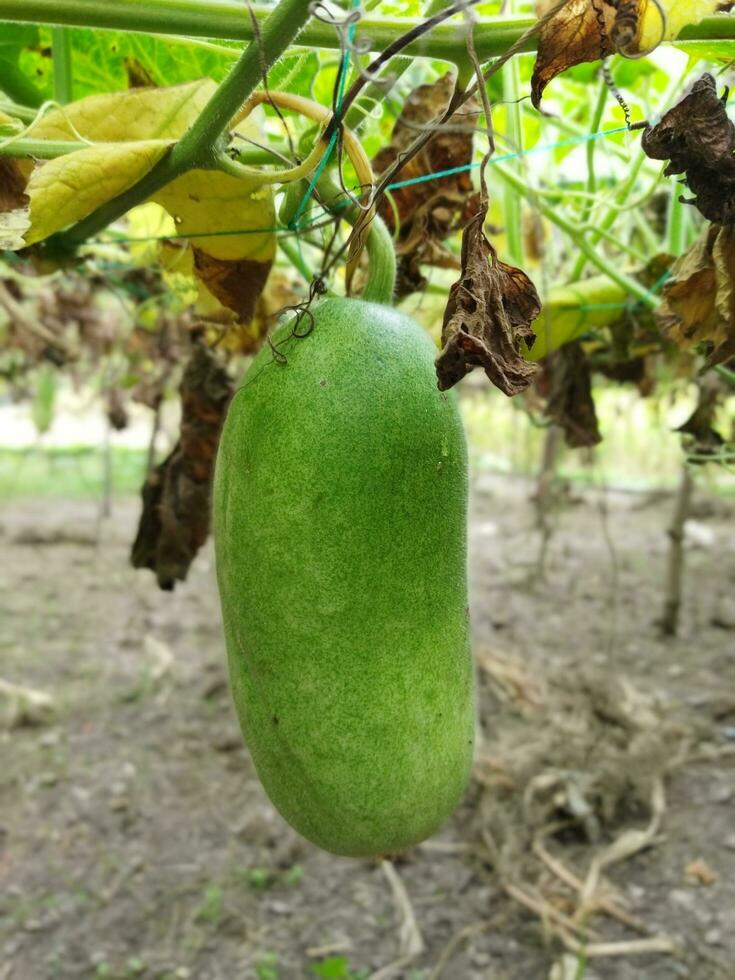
[316,172,396,306]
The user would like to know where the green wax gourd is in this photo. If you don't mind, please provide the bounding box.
[213,297,475,857]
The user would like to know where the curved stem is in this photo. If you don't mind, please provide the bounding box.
[216,129,326,184]
[235,91,374,203]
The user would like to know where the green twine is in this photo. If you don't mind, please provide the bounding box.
[85,122,640,247]
[288,0,360,229]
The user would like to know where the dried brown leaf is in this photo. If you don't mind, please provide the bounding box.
[532,0,618,109]
[657,223,735,367]
[192,248,272,325]
[124,59,158,89]
[0,158,28,211]
[642,73,735,225]
[676,376,725,462]
[131,343,232,590]
[546,342,602,448]
[372,73,480,297]
[436,201,541,395]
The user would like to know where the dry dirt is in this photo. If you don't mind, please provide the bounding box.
[1,474,734,980]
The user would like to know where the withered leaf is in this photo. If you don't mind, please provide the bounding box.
[546,341,602,449]
[124,58,158,88]
[532,0,618,109]
[192,248,272,325]
[372,73,480,297]
[436,201,541,396]
[657,223,735,368]
[676,377,725,463]
[642,74,735,225]
[131,342,232,590]
[106,386,129,431]
[0,158,28,211]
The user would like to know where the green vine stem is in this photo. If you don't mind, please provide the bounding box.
[51,27,73,103]
[0,99,36,121]
[0,136,282,165]
[580,77,608,228]
[43,0,312,252]
[1,2,733,61]
[501,0,523,266]
[316,172,396,305]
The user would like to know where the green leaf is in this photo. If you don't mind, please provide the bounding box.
[62,29,239,97]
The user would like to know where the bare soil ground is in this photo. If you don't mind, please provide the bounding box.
[1,475,734,980]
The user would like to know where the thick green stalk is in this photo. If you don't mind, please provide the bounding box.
[51,27,73,103]
[0,137,88,157]
[0,136,280,163]
[316,172,396,305]
[0,99,36,121]
[0,2,530,61]
[45,0,312,250]
[0,2,732,58]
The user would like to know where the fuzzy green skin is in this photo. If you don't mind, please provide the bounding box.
[213,298,474,858]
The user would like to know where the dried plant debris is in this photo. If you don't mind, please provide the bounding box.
[473,657,677,848]
[642,73,735,225]
[469,650,697,958]
[131,342,232,590]
[657,223,735,367]
[372,73,480,297]
[436,201,541,395]
[546,342,602,448]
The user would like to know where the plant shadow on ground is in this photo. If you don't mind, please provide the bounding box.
[1,474,734,979]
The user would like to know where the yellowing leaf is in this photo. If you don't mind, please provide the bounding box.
[153,169,276,322]
[153,170,274,263]
[26,79,216,142]
[24,140,171,245]
[641,1,730,49]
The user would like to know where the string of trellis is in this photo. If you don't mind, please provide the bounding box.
[88,122,644,246]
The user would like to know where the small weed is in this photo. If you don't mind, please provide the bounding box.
[241,867,275,890]
[574,951,589,979]
[284,864,304,886]
[255,951,280,980]
[310,956,369,980]
[194,883,223,924]
[233,863,303,891]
